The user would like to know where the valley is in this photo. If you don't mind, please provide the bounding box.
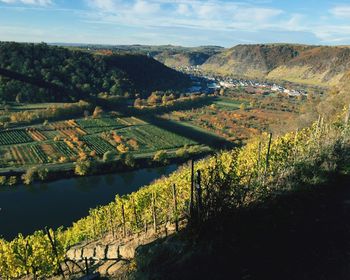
[0,41,347,280]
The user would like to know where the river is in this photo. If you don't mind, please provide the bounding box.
[0,164,178,240]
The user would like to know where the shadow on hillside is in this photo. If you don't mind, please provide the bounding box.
[133,175,350,280]
[138,115,236,150]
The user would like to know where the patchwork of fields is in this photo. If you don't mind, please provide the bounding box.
[0,116,197,168]
[161,96,299,143]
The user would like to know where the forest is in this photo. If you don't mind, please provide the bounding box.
[0,42,190,102]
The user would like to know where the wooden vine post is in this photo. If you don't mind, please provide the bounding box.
[121,202,126,238]
[257,141,262,171]
[45,227,65,278]
[109,207,115,238]
[84,257,89,276]
[152,192,157,233]
[172,184,179,232]
[132,198,138,230]
[196,170,202,222]
[345,104,350,124]
[263,133,273,184]
[190,159,194,218]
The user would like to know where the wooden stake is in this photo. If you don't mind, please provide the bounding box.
[345,104,350,124]
[196,170,202,221]
[172,184,179,232]
[121,202,126,238]
[257,141,262,168]
[132,198,138,229]
[152,192,157,233]
[190,159,194,218]
[45,227,65,278]
[263,133,273,184]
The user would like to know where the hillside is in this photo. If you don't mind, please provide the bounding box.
[71,44,224,68]
[201,44,350,87]
[0,42,190,102]
[152,46,223,68]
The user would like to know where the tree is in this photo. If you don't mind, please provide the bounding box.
[239,103,246,111]
[153,150,168,163]
[110,83,122,96]
[92,106,103,118]
[75,159,92,176]
[117,143,129,153]
[37,168,48,181]
[103,151,117,162]
[175,147,189,158]
[134,98,143,108]
[162,94,170,105]
[120,152,135,167]
[21,167,37,185]
[147,92,159,106]
[127,139,139,150]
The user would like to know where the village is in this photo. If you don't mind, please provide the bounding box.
[182,65,309,97]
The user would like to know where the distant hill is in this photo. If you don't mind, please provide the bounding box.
[152,46,223,68]
[69,44,224,68]
[201,44,350,87]
[0,42,190,102]
[84,43,350,88]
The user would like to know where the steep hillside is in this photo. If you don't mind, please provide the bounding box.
[153,46,223,68]
[268,46,350,86]
[202,44,309,78]
[73,44,224,68]
[0,42,190,102]
[201,44,350,87]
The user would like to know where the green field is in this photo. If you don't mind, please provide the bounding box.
[213,98,246,110]
[0,115,200,168]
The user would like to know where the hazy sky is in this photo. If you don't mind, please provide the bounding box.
[1,0,350,47]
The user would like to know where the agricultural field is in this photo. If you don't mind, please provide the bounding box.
[0,114,199,168]
[0,129,33,145]
[161,95,303,143]
[111,124,197,153]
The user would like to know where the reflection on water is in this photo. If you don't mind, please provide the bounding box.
[0,164,178,240]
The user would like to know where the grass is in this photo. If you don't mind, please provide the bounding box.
[213,98,245,110]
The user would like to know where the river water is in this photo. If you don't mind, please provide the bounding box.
[0,165,178,240]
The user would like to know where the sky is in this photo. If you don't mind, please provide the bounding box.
[1,0,350,47]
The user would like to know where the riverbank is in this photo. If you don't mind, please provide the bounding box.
[0,145,211,187]
[0,164,182,240]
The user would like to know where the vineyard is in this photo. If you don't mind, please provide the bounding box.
[75,118,126,134]
[0,116,199,168]
[116,124,197,152]
[1,112,349,278]
[0,129,33,145]
[81,135,115,155]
